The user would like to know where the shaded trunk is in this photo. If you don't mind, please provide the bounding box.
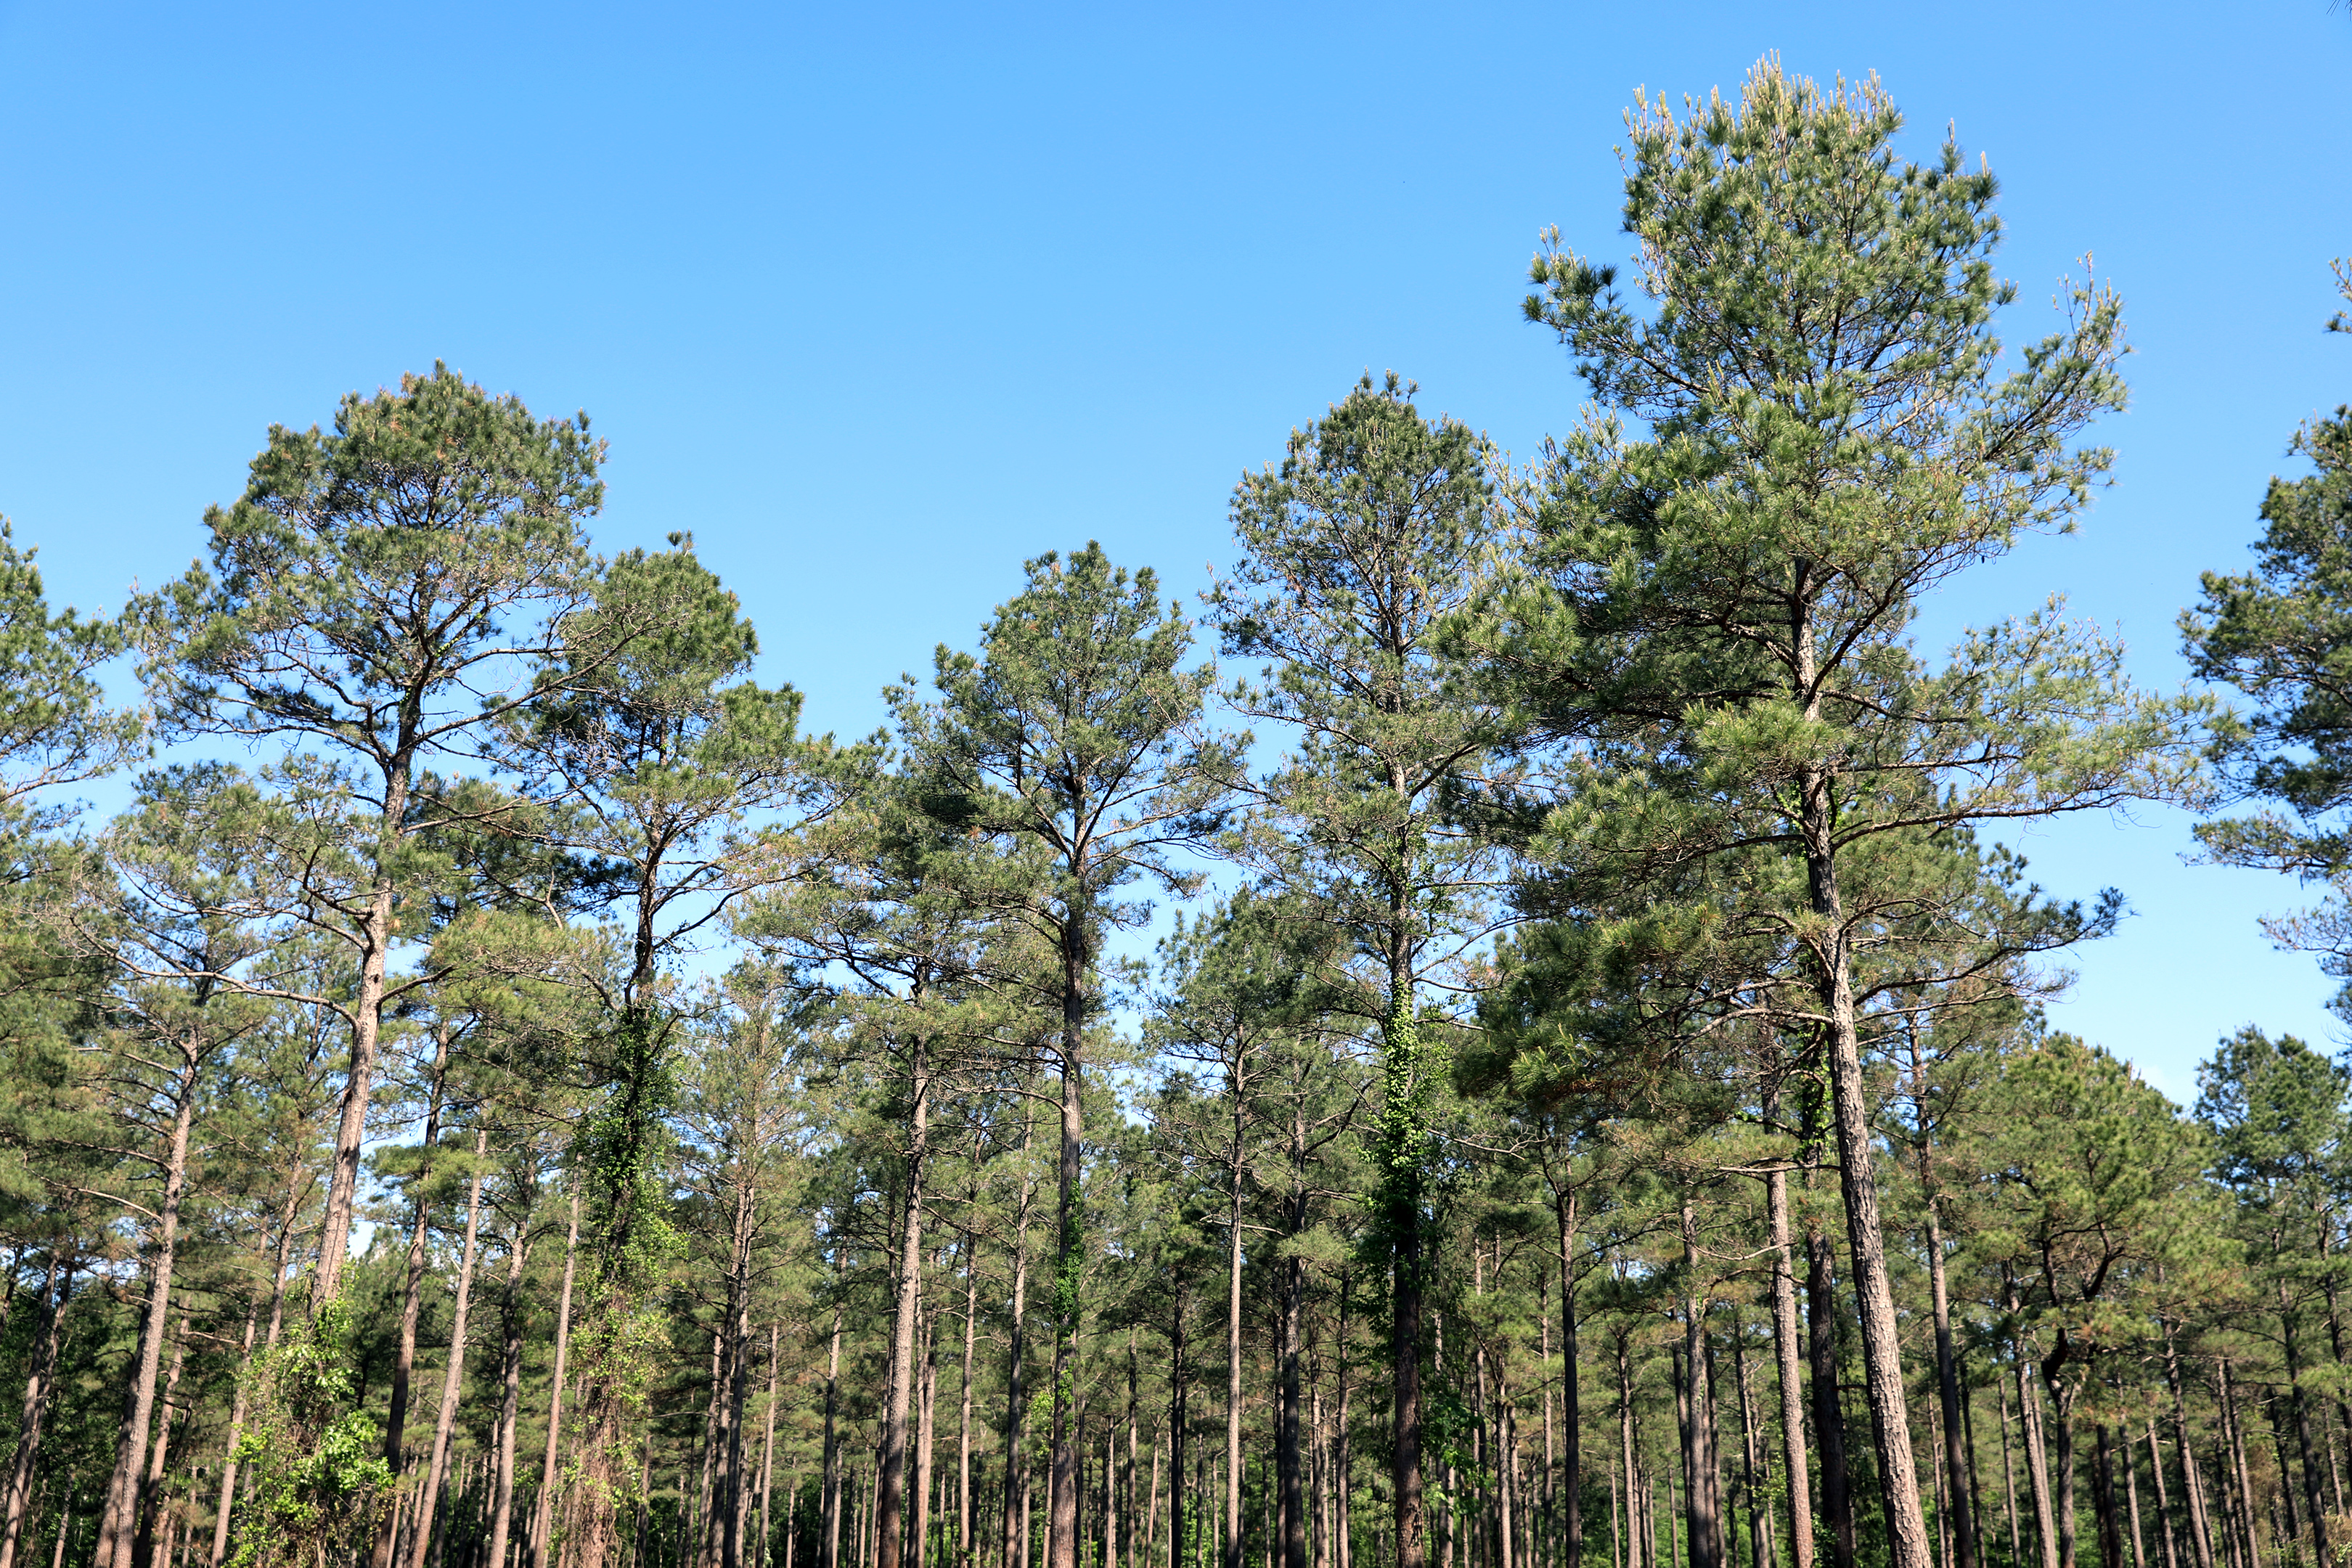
[1000,1123,1037,1568]
[1803,1210,1855,1568]
[314,798,406,1307]
[823,1299,845,1568]
[1557,1194,1585,1567]
[1225,1130,1246,1568]
[1681,1205,1723,1568]
[2160,1331,2213,1568]
[960,1237,979,1568]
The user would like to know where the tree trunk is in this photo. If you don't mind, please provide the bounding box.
[961,1239,979,1568]
[1225,1134,1246,1568]
[378,1032,454,1568]
[1681,1206,1723,1568]
[487,1220,533,1568]
[1802,1210,1855,1568]
[1169,1286,1188,1568]
[0,1259,73,1568]
[2146,1422,2179,1568]
[2016,1343,2058,1568]
[531,1183,581,1568]
[2160,1331,2213,1568]
[1385,962,1429,1568]
[824,1299,845,1568]
[1792,573,1930,1568]
[1280,1102,1307,1568]
[1556,1194,1585,1568]
[408,1131,491,1568]
[2045,1376,2078,1568]
[1764,1167,1813,1568]
[1002,1124,1037,1568]
[314,748,415,1306]
[2277,1303,2327,1566]
[1047,932,1090,1568]
[1924,1205,1979,1568]
[97,1078,197,1568]
[917,1308,939,1568]
[879,1038,932,1568]
[206,1298,256,1568]
[132,1312,189,1568]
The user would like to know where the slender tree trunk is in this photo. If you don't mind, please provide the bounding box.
[1731,1310,1769,1568]
[2218,1363,2261,1568]
[2160,1331,2213,1568]
[880,1039,932,1568]
[531,1183,581,1568]
[2001,1379,2020,1568]
[1381,910,1429,1568]
[98,1077,198,1568]
[759,1331,782,1568]
[917,1308,939,1568]
[2016,1344,2058,1568]
[1003,1122,1037,1568]
[132,1313,189,1568]
[1225,1139,1246,1568]
[314,814,404,1307]
[2146,1423,2179,1568]
[1556,1195,1585,1568]
[1169,1286,1188,1568]
[1048,930,1090,1568]
[207,1297,256,1568]
[1792,574,1929,1568]
[1802,1207,1855,1568]
[487,1221,533,1568]
[1281,1132,1307,1568]
[1763,1167,1813,1568]
[720,1153,762,1568]
[2092,1426,2122,1568]
[383,1026,454,1543]
[824,1299,845,1568]
[2277,1304,2327,1566]
[1923,1206,1979,1568]
[409,1131,491,1568]
[2044,1375,2079,1568]
[1681,1206,1723,1568]
[961,1241,979,1568]
[0,1260,73,1568]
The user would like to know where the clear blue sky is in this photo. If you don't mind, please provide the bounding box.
[2,0,2345,1105]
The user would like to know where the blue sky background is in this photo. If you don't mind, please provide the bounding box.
[1,0,2346,1106]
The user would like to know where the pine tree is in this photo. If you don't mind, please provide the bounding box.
[1471,60,2201,1568]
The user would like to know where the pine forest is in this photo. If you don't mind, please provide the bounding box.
[15,58,2352,1568]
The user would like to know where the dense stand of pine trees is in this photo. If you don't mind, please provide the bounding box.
[12,56,2352,1568]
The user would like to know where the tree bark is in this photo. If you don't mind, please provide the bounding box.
[1681,1205,1723,1568]
[2160,1331,2213,1568]
[408,1130,491,1568]
[1001,1122,1037,1568]
[1225,1110,1246,1568]
[1764,1167,1813,1568]
[960,1236,979,1568]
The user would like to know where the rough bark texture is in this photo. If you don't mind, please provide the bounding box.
[1925,1205,1980,1568]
